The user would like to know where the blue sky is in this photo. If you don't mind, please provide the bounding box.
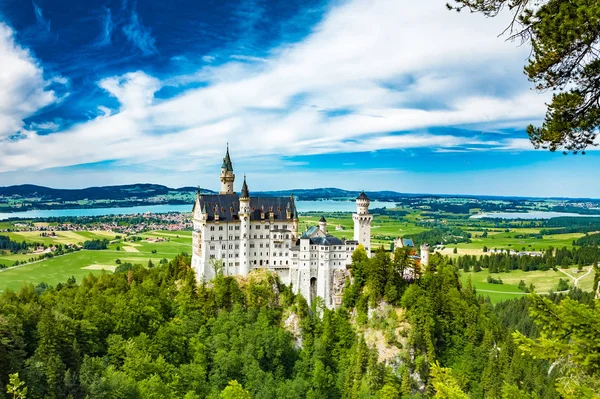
[0,0,598,197]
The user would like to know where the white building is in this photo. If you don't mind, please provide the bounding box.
[191,147,373,307]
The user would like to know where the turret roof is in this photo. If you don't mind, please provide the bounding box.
[241,175,250,198]
[357,191,369,200]
[221,145,233,172]
[319,216,327,223]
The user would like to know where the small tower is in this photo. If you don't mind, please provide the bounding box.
[319,216,327,234]
[353,191,373,257]
[220,145,235,194]
[239,175,251,276]
[420,243,430,270]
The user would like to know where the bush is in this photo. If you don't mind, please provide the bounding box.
[486,275,503,284]
[557,278,570,291]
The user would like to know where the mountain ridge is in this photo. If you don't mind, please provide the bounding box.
[1,183,600,202]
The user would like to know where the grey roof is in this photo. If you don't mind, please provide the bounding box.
[241,176,249,198]
[357,191,369,200]
[301,226,320,238]
[319,216,327,223]
[309,236,344,246]
[221,147,233,172]
[194,193,297,222]
[402,238,414,247]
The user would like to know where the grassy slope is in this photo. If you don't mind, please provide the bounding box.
[460,266,595,303]
[0,231,192,292]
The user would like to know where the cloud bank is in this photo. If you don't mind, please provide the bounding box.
[0,0,551,179]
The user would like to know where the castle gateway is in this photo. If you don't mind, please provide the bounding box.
[191,147,373,308]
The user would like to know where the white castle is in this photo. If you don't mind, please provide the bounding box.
[191,147,374,307]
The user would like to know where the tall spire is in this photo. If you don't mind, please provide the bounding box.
[241,174,250,198]
[222,144,233,172]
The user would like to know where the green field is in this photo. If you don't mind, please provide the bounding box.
[0,230,192,292]
[460,266,595,303]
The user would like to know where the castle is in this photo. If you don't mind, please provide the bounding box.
[191,147,375,307]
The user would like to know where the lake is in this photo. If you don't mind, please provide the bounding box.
[470,211,600,220]
[0,200,395,220]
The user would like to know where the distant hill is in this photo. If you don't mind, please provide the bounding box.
[1,184,599,214]
[0,184,214,201]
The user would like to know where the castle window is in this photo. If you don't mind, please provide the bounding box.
[235,244,239,249]
[260,243,263,248]
[219,226,223,231]
[260,235,263,239]
[235,226,240,230]
[210,246,215,250]
[209,255,215,259]
[283,225,287,229]
[210,226,215,231]
[229,244,233,249]
[229,226,233,230]
[219,236,223,240]
[250,244,255,248]
[210,236,214,241]
[274,225,278,229]
[222,245,226,250]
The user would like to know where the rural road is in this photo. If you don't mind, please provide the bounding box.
[557,266,593,287]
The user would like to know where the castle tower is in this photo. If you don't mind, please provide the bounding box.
[420,243,430,270]
[353,191,373,257]
[239,175,251,276]
[319,216,327,234]
[291,195,299,241]
[220,145,235,194]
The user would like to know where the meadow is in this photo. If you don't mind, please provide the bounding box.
[0,230,192,292]
[459,266,595,303]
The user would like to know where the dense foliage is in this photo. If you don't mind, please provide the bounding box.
[82,239,109,250]
[342,250,567,398]
[573,232,600,246]
[0,255,396,399]
[457,246,600,272]
[0,235,30,253]
[1,249,596,398]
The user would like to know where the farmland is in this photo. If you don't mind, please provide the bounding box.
[0,230,192,292]
[1,206,599,303]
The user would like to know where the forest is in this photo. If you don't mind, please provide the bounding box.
[410,226,471,246]
[457,246,600,272]
[1,249,597,398]
[0,235,30,253]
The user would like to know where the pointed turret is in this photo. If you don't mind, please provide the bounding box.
[319,216,327,234]
[222,144,234,172]
[241,175,250,199]
[220,145,235,194]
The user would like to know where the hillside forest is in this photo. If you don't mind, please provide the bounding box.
[1,248,598,399]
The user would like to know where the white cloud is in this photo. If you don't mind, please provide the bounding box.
[0,23,60,140]
[0,0,550,174]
